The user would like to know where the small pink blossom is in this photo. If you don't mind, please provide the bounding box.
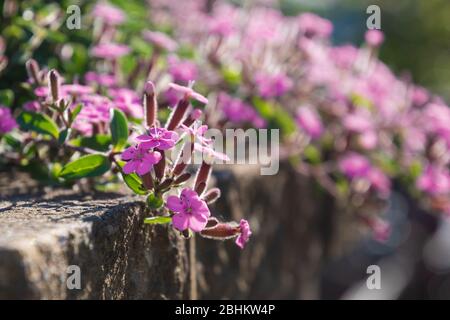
[343,112,373,133]
[168,56,198,83]
[166,188,210,232]
[365,29,384,47]
[370,218,391,242]
[296,106,323,139]
[91,43,130,60]
[85,72,116,87]
[137,127,179,150]
[142,30,178,52]
[61,84,94,96]
[0,106,17,134]
[299,13,333,38]
[254,72,293,99]
[168,83,208,105]
[368,168,391,197]
[417,165,450,196]
[121,144,162,175]
[23,101,41,112]
[92,2,126,26]
[235,219,252,249]
[108,88,144,119]
[338,153,371,179]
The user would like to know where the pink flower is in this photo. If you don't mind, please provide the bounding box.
[137,127,179,150]
[108,88,144,119]
[417,165,450,195]
[166,188,210,232]
[338,153,371,179]
[142,30,178,52]
[85,72,116,87]
[168,83,208,104]
[370,218,391,242]
[365,29,384,47]
[23,101,41,112]
[368,168,391,197]
[92,2,126,26]
[121,144,162,175]
[0,106,17,134]
[254,72,293,99]
[298,13,333,38]
[343,112,373,133]
[91,43,130,60]
[168,56,198,83]
[296,106,323,139]
[217,92,263,127]
[61,84,93,96]
[235,219,252,249]
[181,123,230,162]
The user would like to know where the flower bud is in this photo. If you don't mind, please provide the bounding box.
[183,108,203,127]
[174,172,191,185]
[142,172,154,190]
[26,59,41,84]
[154,149,166,180]
[200,222,239,240]
[48,69,60,101]
[167,98,189,130]
[144,81,158,127]
[202,188,221,204]
[158,178,173,190]
[195,181,206,195]
[195,162,211,190]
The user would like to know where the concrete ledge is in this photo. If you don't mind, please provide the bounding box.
[0,180,187,299]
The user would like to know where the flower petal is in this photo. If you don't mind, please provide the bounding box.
[166,196,184,212]
[172,213,189,231]
[123,160,138,174]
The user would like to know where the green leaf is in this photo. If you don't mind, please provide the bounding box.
[17,111,59,139]
[69,104,83,125]
[144,216,172,225]
[2,134,21,149]
[59,154,111,180]
[303,145,321,164]
[70,134,112,152]
[146,193,164,209]
[58,128,71,144]
[110,109,128,151]
[0,89,14,106]
[122,173,148,195]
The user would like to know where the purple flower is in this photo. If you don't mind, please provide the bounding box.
[168,83,208,105]
[166,188,210,232]
[136,127,179,150]
[168,56,198,83]
[121,144,162,176]
[61,84,94,96]
[235,219,252,249]
[296,106,323,139]
[217,92,264,127]
[91,43,130,60]
[254,72,293,99]
[0,106,17,134]
[142,30,178,52]
[298,13,333,38]
[365,29,384,47]
[417,165,450,196]
[338,153,371,179]
[92,2,126,26]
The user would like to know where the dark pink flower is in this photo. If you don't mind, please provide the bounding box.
[85,72,116,87]
[121,144,162,175]
[166,188,210,232]
[0,106,17,134]
[61,84,93,96]
[235,219,252,249]
[108,88,144,118]
[296,106,323,139]
[91,43,130,60]
[137,127,179,150]
[338,153,371,179]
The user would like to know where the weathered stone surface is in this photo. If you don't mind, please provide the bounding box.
[0,171,187,300]
[199,162,362,299]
